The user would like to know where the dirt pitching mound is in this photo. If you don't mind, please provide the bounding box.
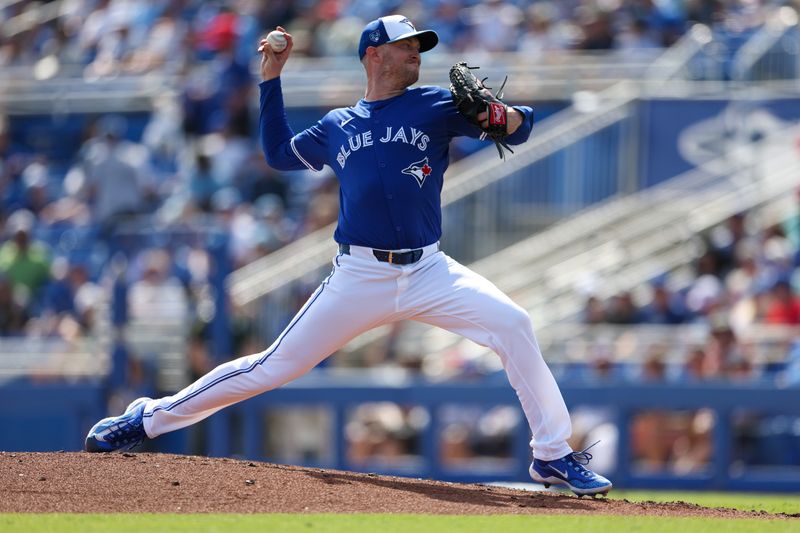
[0,452,795,518]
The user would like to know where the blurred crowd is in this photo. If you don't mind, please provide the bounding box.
[2,0,784,73]
[1,0,794,347]
[580,208,800,383]
[0,109,339,342]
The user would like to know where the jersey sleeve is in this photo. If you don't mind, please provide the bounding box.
[432,87,484,138]
[504,105,534,146]
[288,120,328,172]
[259,78,328,172]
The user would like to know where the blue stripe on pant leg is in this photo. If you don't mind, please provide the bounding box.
[143,266,338,418]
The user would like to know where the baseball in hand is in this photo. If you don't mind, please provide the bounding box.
[266,30,287,52]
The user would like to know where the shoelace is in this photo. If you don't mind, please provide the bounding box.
[570,439,601,466]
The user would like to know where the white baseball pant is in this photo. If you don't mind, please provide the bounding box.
[141,243,573,461]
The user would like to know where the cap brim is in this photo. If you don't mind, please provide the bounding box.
[387,29,438,53]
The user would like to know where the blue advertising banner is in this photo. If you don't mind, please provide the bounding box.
[640,98,800,188]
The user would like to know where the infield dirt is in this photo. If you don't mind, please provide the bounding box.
[1,451,797,519]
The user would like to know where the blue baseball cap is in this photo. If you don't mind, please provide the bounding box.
[358,15,439,60]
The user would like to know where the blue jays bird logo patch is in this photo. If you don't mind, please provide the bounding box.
[402,157,432,187]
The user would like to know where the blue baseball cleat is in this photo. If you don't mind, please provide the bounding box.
[85,397,150,453]
[529,441,613,497]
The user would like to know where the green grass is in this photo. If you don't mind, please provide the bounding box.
[0,514,797,533]
[610,491,800,515]
[1,492,798,532]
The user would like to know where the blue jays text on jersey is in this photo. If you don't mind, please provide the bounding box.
[259,78,535,250]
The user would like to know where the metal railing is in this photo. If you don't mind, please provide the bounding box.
[0,336,109,384]
[535,323,798,366]
[0,49,665,113]
[280,48,665,107]
[0,0,68,39]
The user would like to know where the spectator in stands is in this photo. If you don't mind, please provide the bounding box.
[463,0,525,53]
[616,18,662,58]
[202,128,254,189]
[701,314,754,381]
[0,117,32,215]
[124,7,188,75]
[762,279,800,325]
[639,282,688,324]
[0,275,29,335]
[761,223,794,281]
[185,151,219,213]
[251,193,295,255]
[641,344,668,382]
[142,91,186,175]
[725,241,761,301]
[427,0,470,54]
[685,251,725,322]
[519,3,570,56]
[127,248,188,322]
[605,291,641,324]
[2,0,782,75]
[83,19,136,79]
[581,295,606,324]
[38,165,93,227]
[293,174,340,236]
[0,209,51,304]
[40,259,102,339]
[574,8,615,50]
[709,213,752,278]
[589,351,615,381]
[233,154,289,208]
[79,115,155,230]
[227,202,265,269]
[683,347,707,381]
[19,159,52,216]
[182,8,252,137]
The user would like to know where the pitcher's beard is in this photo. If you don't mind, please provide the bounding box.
[402,63,420,86]
[403,68,420,86]
[383,64,420,89]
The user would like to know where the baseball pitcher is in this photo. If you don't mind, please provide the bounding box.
[86,15,612,497]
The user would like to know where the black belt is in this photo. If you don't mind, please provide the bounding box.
[338,244,424,265]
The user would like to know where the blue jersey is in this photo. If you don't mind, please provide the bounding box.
[259,78,534,250]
